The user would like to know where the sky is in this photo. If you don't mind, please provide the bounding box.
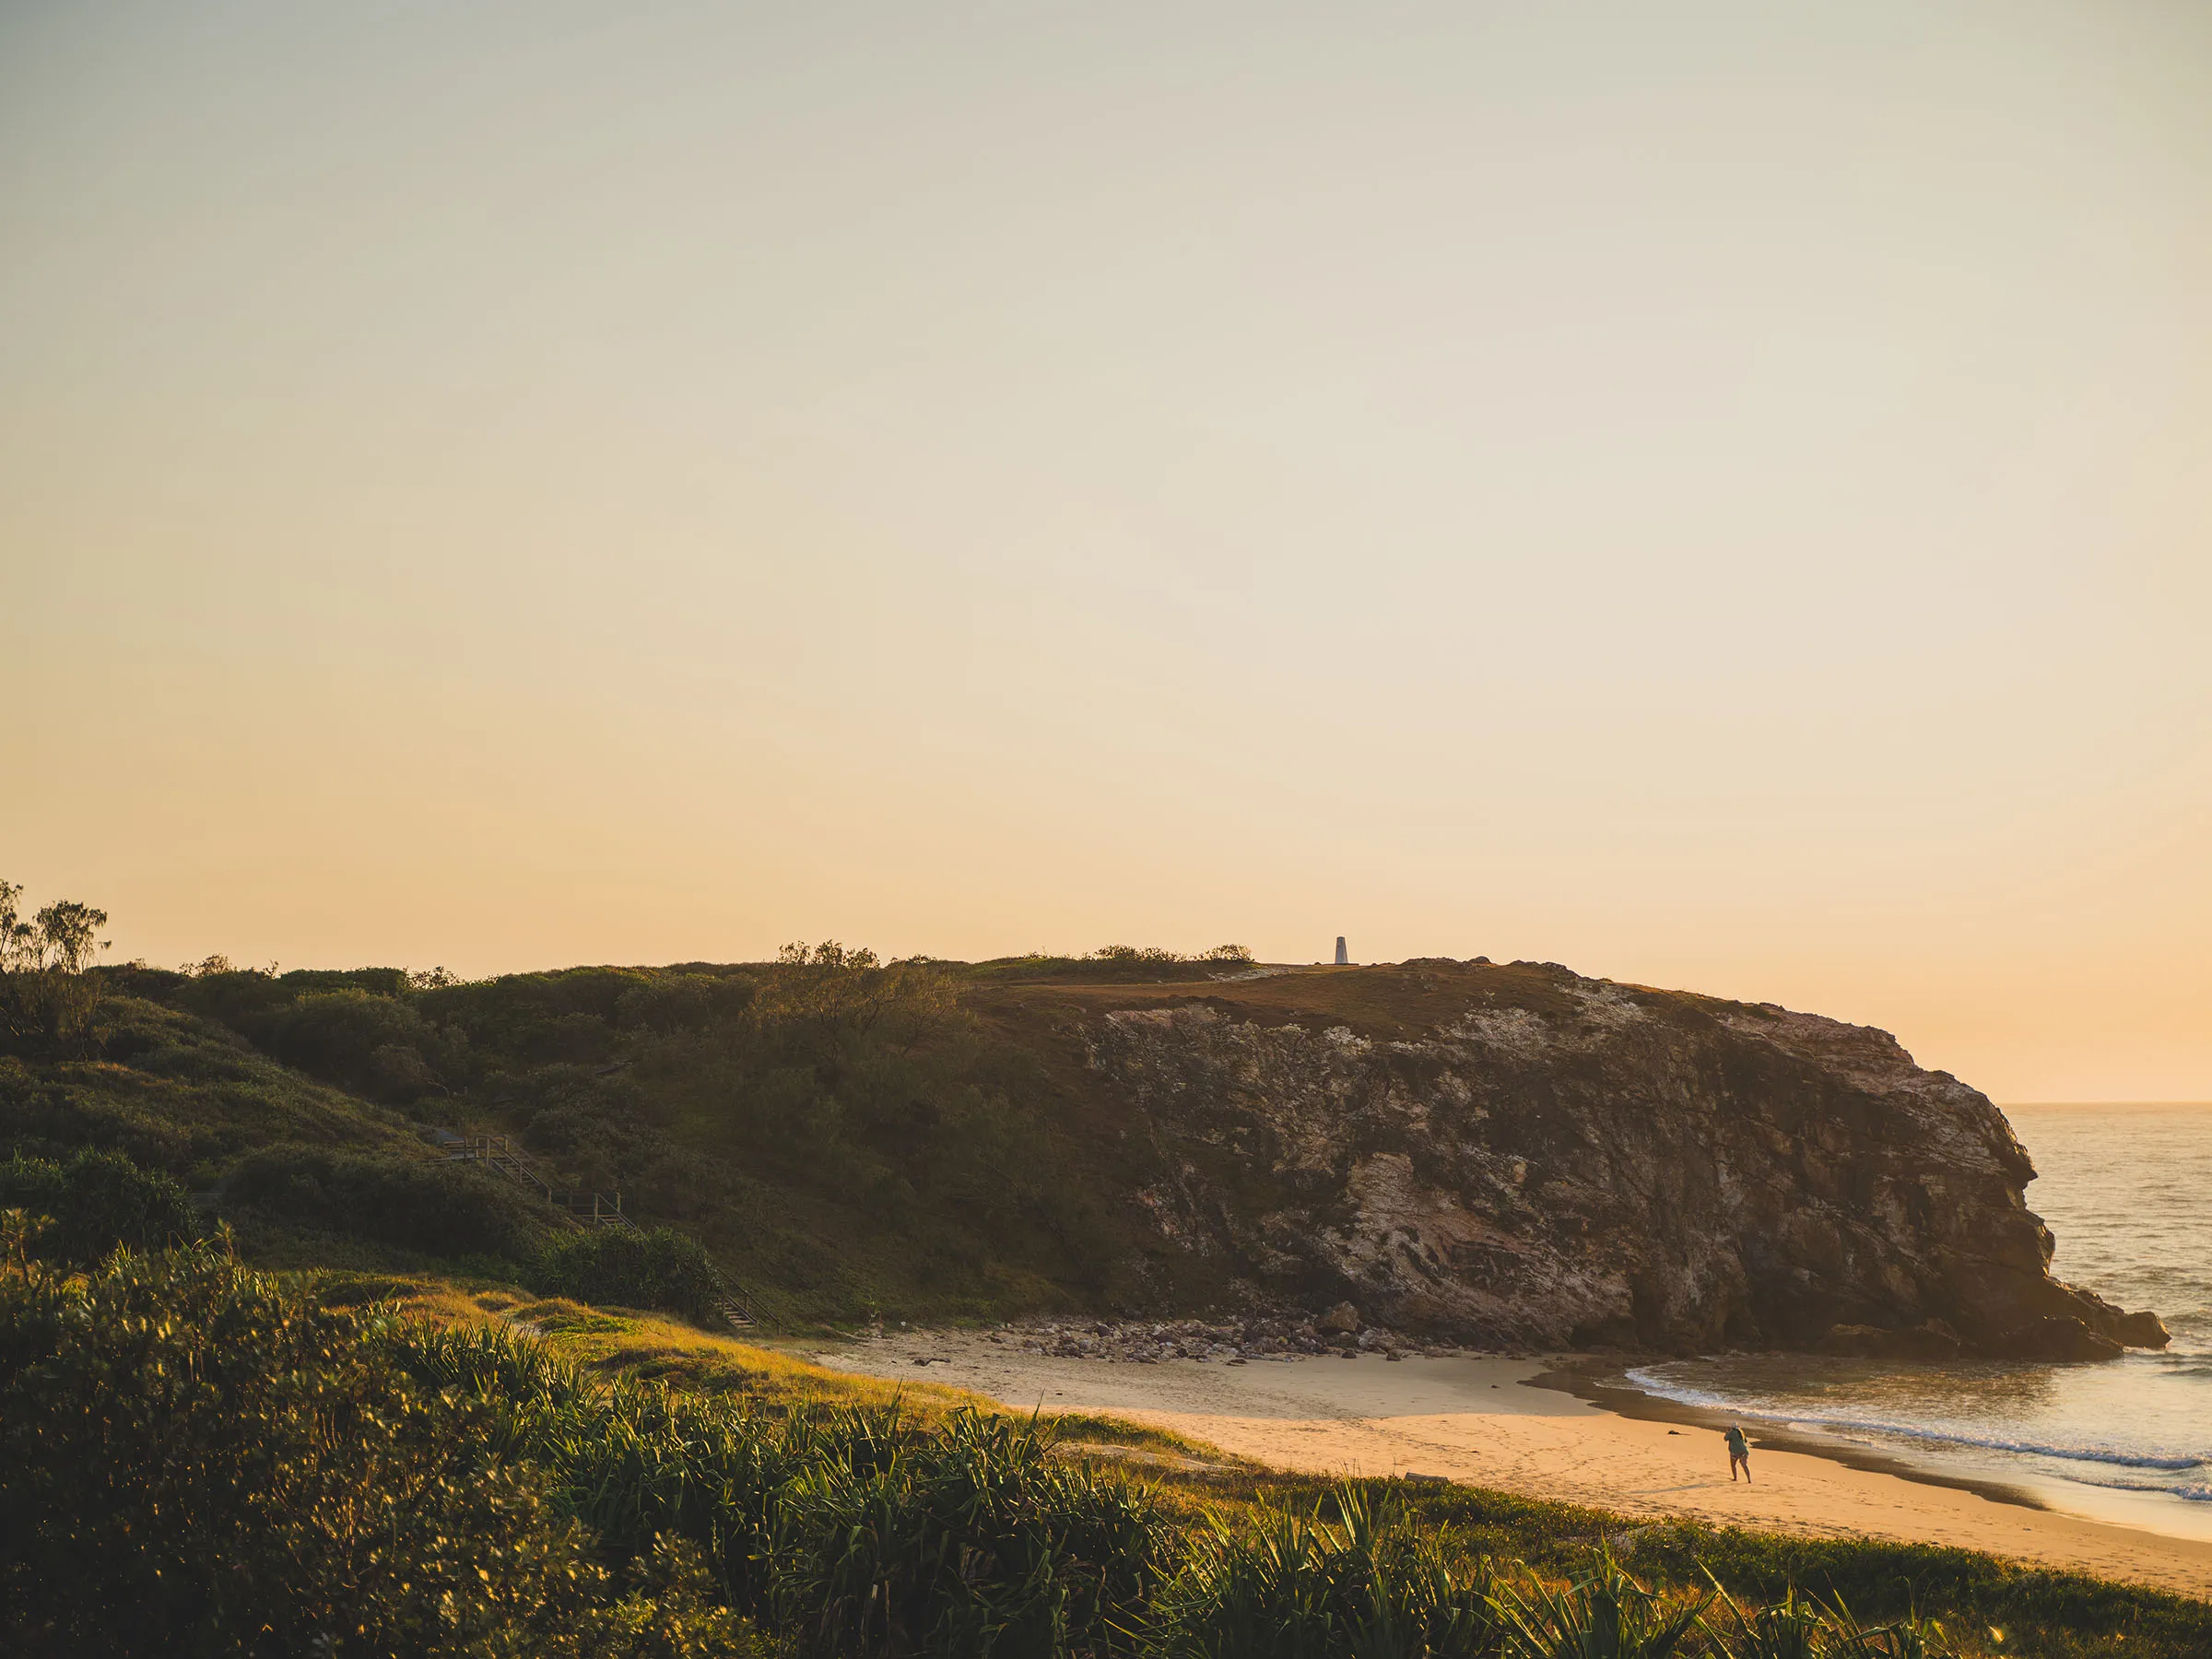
[2,2,2207,1101]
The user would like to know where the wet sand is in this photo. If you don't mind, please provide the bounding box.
[809,1333,2212,1600]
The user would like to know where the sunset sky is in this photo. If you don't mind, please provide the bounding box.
[3,2,2207,1101]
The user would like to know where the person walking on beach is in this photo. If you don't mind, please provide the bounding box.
[1725,1423,1751,1483]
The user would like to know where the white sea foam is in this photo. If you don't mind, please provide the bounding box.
[1623,1366,2206,1473]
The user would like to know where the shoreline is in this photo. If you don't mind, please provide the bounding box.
[1529,1362,2053,1514]
[801,1331,2212,1599]
[1548,1359,2212,1551]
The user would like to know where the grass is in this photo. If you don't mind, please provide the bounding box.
[329,1266,1226,1458]
[321,1267,1015,1412]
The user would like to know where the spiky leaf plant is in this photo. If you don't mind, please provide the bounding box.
[1490,1550,1706,1659]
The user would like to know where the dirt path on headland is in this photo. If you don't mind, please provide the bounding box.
[808,1334,2212,1600]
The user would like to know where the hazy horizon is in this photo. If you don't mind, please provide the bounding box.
[5,2,2207,1102]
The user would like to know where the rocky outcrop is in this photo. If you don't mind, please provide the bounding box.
[1084,962,2165,1361]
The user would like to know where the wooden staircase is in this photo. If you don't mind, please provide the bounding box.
[439,1130,757,1329]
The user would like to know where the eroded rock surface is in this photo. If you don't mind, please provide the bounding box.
[1083,962,2162,1361]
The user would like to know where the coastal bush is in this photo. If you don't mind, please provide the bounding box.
[10,1241,2209,1658]
[104,963,472,1102]
[1089,946,1248,969]
[68,942,1132,1324]
[388,1319,1170,1653]
[505,1068,719,1211]
[1616,1515,2196,1657]
[774,1406,1165,1656]
[970,947,1255,984]
[1156,1486,1497,1659]
[259,987,468,1100]
[1702,1580,1904,1659]
[224,1143,551,1260]
[526,1226,725,1322]
[0,992,420,1191]
[1490,1551,1708,1659]
[449,947,1125,1318]
[0,881,110,1053]
[0,1147,196,1264]
[416,966,658,1065]
[0,1241,757,1658]
[617,971,757,1035]
[396,1320,809,1604]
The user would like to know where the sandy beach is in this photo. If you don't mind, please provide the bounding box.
[811,1334,2212,1600]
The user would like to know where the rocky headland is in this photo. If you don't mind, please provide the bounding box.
[1007,959,2165,1363]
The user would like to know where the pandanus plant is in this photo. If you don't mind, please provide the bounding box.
[1489,1550,1708,1659]
[1158,1484,1499,1659]
[1703,1575,1956,1659]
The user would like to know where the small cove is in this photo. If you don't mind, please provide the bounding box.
[1624,1103,2212,1543]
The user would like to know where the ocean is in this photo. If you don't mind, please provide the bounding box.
[1624,1102,2212,1541]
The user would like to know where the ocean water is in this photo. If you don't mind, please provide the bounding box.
[1626,1103,2212,1540]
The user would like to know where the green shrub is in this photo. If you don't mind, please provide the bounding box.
[120,967,468,1102]
[1157,1486,1496,1659]
[278,967,415,999]
[417,967,657,1065]
[617,973,756,1035]
[0,1242,756,1657]
[224,1144,551,1260]
[1,994,418,1182]
[772,1406,1165,1657]
[387,1321,1170,1659]
[528,1226,725,1322]
[162,965,302,1031]
[90,949,1129,1325]
[1491,1551,1708,1659]
[0,1147,195,1264]
[261,987,465,1100]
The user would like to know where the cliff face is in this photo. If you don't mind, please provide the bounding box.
[1070,961,2162,1360]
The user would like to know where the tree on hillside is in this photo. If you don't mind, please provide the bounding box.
[0,880,112,1053]
[764,941,950,1057]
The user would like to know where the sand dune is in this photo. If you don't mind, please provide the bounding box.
[812,1335,2212,1600]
